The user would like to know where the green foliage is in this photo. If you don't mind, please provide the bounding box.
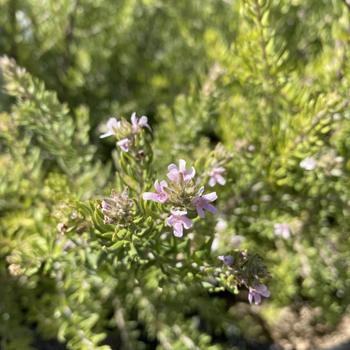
[1,0,350,349]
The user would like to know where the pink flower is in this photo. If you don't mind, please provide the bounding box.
[143,180,168,203]
[166,209,193,237]
[131,112,151,133]
[100,117,121,138]
[209,167,226,187]
[218,255,234,266]
[274,223,290,239]
[248,284,270,305]
[192,188,217,218]
[117,138,131,152]
[300,157,317,171]
[167,159,196,184]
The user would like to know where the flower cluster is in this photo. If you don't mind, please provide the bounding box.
[218,253,270,305]
[100,112,151,152]
[143,159,218,237]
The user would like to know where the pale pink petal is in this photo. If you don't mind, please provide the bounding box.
[143,192,160,202]
[171,209,187,216]
[154,180,162,193]
[166,216,175,226]
[167,171,179,182]
[100,118,120,138]
[131,112,137,126]
[167,164,179,182]
[209,177,216,187]
[256,285,270,297]
[184,167,196,182]
[196,206,205,218]
[139,116,151,130]
[203,192,217,202]
[179,159,187,172]
[253,293,261,305]
[182,216,193,229]
[216,175,226,185]
[204,203,217,214]
[117,138,130,152]
[100,131,115,138]
[248,292,253,304]
[139,116,148,125]
[218,255,234,266]
[167,163,177,172]
[173,223,183,237]
[107,117,119,130]
[159,180,168,188]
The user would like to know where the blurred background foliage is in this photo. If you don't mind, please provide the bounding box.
[1,0,350,349]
